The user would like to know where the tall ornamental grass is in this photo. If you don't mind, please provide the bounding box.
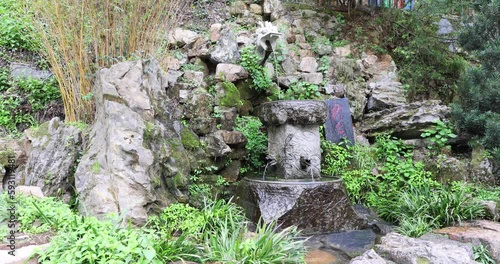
[31,0,188,122]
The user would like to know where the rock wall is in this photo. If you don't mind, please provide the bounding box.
[74,60,191,225]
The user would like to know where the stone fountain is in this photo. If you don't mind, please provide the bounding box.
[236,100,367,235]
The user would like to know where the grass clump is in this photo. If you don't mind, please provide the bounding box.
[31,0,187,123]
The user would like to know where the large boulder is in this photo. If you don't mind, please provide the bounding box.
[435,220,500,263]
[236,177,368,235]
[375,232,477,264]
[15,118,82,200]
[75,60,191,226]
[210,26,240,64]
[360,100,450,139]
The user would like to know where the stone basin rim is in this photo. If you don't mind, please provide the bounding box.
[243,176,343,185]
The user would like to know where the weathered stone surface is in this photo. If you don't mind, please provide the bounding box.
[215,63,249,82]
[344,82,369,121]
[360,100,450,139]
[203,133,232,158]
[305,249,339,264]
[211,26,240,64]
[281,57,298,75]
[375,232,477,264]
[299,57,318,73]
[277,75,299,88]
[334,45,352,57]
[324,83,346,97]
[470,147,496,184]
[236,177,367,235]
[15,186,44,198]
[249,4,262,14]
[323,229,377,258]
[75,60,191,226]
[183,70,206,87]
[256,100,327,126]
[16,118,82,200]
[367,80,406,112]
[214,106,237,130]
[190,117,216,135]
[350,249,387,264]
[263,0,285,21]
[209,23,222,42]
[480,201,499,221]
[229,1,247,15]
[10,62,52,80]
[0,243,49,264]
[168,28,199,47]
[435,220,500,263]
[301,72,323,85]
[184,88,214,119]
[220,160,241,183]
[216,130,247,145]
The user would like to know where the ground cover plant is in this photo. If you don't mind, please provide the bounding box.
[321,133,494,238]
[0,193,307,263]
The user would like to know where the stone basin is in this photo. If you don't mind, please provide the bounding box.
[235,177,368,235]
[256,100,327,126]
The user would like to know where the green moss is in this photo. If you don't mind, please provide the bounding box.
[173,171,188,188]
[181,129,200,151]
[91,161,100,173]
[219,81,243,108]
[143,122,157,144]
[0,150,14,166]
[30,121,50,139]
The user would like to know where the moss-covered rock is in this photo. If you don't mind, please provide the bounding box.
[217,81,243,108]
[181,128,201,150]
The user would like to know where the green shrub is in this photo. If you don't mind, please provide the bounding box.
[235,116,268,174]
[378,7,466,103]
[271,80,321,100]
[451,2,500,166]
[321,140,352,177]
[239,45,272,92]
[420,120,457,153]
[0,0,39,51]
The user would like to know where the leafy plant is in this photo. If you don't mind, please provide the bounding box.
[239,45,272,92]
[235,116,268,174]
[420,120,457,153]
[0,0,40,51]
[321,140,352,177]
[473,243,496,264]
[272,80,321,100]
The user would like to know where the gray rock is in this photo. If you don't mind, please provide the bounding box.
[367,80,407,111]
[437,18,454,35]
[15,186,44,198]
[211,26,240,64]
[16,118,82,200]
[214,106,237,130]
[323,229,377,258]
[229,1,247,16]
[1,243,49,264]
[435,220,500,263]
[209,23,222,42]
[281,57,298,75]
[236,177,368,235]
[480,201,499,221]
[350,249,387,264]
[345,81,369,121]
[184,88,214,119]
[324,83,346,97]
[168,28,199,47]
[277,75,299,88]
[220,160,241,183]
[190,117,216,135]
[299,57,318,73]
[203,132,232,158]
[215,63,249,82]
[10,63,52,80]
[249,4,262,15]
[360,100,450,139]
[75,60,191,226]
[263,0,285,21]
[182,70,206,87]
[375,232,477,264]
[301,72,323,85]
[334,45,352,58]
